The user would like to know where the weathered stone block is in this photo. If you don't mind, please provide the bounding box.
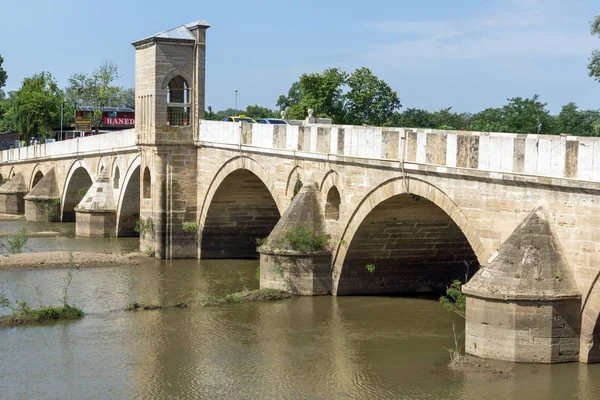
[0,193,25,214]
[75,210,117,237]
[24,198,60,222]
[259,250,332,295]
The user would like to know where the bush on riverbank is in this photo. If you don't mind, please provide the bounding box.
[0,265,83,327]
[200,288,291,307]
[0,303,83,326]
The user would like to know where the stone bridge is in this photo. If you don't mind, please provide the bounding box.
[1,20,600,364]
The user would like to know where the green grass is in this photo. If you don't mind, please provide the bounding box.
[284,225,330,253]
[200,288,291,307]
[0,304,83,326]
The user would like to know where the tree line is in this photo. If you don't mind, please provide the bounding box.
[1,15,599,140]
[0,59,133,142]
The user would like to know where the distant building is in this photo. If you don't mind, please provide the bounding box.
[0,131,19,150]
[54,106,136,140]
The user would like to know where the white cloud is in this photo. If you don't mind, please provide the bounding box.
[364,0,595,65]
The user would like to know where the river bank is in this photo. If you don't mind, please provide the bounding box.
[0,251,148,271]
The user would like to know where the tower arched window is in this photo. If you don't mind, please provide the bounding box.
[167,76,190,126]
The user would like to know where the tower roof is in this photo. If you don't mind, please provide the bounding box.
[132,20,210,47]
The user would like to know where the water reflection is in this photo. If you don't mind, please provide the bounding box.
[0,220,139,254]
[0,260,599,399]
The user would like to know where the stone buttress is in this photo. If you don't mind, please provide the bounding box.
[258,182,332,295]
[463,206,581,363]
[24,168,61,222]
[75,170,117,237]
[0,172,28,214]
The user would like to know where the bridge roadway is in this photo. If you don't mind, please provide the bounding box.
[1,121,600,363]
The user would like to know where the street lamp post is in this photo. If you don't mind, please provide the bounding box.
[235,89,238,116]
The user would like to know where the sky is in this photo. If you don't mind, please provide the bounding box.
[0,0,598,114]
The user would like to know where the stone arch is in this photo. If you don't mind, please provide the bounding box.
[143,167,151,199]
[29,164,44,189]
[113,165,121,189]
[320,170,343,220]
[332,176,487,295]
[97,157,108,176]
[580,273,600,362]
[285,165,306,199]
[61,160,93,222]
[198,156,281,259]
[9,167,15,179]
[0,172,3,185]
[325,186,341,221]
[161,69,194,91]
[116,155,140,237]
[31,171,44,190]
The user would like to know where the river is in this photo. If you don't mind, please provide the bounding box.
[0,223,599,399]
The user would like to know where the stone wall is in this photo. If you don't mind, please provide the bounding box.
[198,121,600,182]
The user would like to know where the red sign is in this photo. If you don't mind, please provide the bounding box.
[103,117,135,126]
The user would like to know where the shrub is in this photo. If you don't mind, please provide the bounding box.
[284,225,330,253]
[439,280,466,318]
[182,221,198,233]
[135,218,153,234]
[6,226,29,254]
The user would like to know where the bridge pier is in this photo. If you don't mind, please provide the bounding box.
[24,168,60,222]
[259,182,332,295]
[75,171,117,237]
[0,172,27,214]
[463,207,581,363]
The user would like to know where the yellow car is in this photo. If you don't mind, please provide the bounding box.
[222,115,256,123]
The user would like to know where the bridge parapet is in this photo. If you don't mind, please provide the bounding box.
[0,129,137,163]
[198,120,600,183]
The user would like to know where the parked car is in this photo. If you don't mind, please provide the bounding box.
[222,115,256,123]
[256,118,288,125]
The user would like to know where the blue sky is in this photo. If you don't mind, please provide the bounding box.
[0,0,598,113]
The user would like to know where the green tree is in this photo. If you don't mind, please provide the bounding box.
[555,102,600,136]
[0,92,16,132]
[392,108,434,128]
[344,67,401,126]
[430,107,470,130]
[12,72,63,142]
[66,60,121,130]
[113,87,135,108]
[244,105,279,120]
[589,15,600,82]
[502,95,552,134]
[277,68,348,122]
[0,54,7,90]
[468,95,552,134]
[468,107,506,132]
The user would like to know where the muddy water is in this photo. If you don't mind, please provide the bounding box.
[0,229,599,399]
[0,220,139,254]
[0,260,599,399]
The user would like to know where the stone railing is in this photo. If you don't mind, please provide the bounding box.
[197,120,600,182]
[0,129,137,163]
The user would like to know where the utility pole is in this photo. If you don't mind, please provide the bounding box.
[235,89,238,116]
[60,101,64,141]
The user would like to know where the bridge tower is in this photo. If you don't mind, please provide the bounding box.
[132,20,209,258]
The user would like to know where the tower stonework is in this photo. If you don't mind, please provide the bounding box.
[132,21,209,258]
